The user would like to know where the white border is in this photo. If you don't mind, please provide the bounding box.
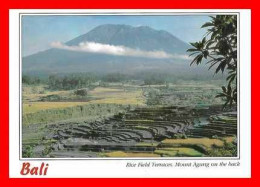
[9,9,251,178]
[19,10,241,161]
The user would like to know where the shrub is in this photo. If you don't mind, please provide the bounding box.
[40,94,62,101]
[207,140,237,157]
[74,89,88,96]
[22,145,33,158]
[42,145,52,157]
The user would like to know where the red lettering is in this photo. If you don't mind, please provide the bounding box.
[44,164,49,175]
[39,163,44,175]
[20,162,49,176]
[20,162,30,175]
[30,167,38,175]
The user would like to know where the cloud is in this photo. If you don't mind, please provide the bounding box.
[50,41,190,60]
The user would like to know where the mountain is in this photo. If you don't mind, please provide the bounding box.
[22,24,207,75]
[66,24,189,54]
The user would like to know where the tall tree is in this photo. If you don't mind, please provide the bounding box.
[187,15,237,108]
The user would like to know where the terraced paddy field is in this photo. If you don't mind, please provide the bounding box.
[22,81,237,158]
[22,105,237,158]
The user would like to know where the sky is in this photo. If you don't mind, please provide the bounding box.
[22,15,211,57]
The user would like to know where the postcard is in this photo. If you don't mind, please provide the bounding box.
[9,9,251,178]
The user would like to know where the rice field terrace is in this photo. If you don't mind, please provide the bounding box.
[22,81,237,158]
[22,105,237,158]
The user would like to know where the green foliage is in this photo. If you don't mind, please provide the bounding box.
[74,89,88,96]
[48,73,97,90]
[22,145,34,158]
[144,73,166,85]
[99,81,109,87]
[22,75,42,85]
[42,145,52,157]
[146,89,162,105]
[216,85,237,108]
[102,73,127,82]
[208,139,237,157]
[187,15,237,109]
[40,94,62,102]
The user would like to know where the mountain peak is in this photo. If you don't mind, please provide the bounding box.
[89,24,153,31]
[66,24,189,53]
[23,24,192,74]
[91,24,133,31]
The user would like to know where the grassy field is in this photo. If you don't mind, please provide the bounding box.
[162,138,226,148]
[160,137,236,156]
[23,102,90,114]
[154,147,203,157]
[100,151,160,157]
[23,85,71,102]
[98,137,236,158]
[23,86,145,115]
[23,103,128,126]
[88,87,145,105]
[22,84,145,126]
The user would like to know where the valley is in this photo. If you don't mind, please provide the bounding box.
[22,80,237,158]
